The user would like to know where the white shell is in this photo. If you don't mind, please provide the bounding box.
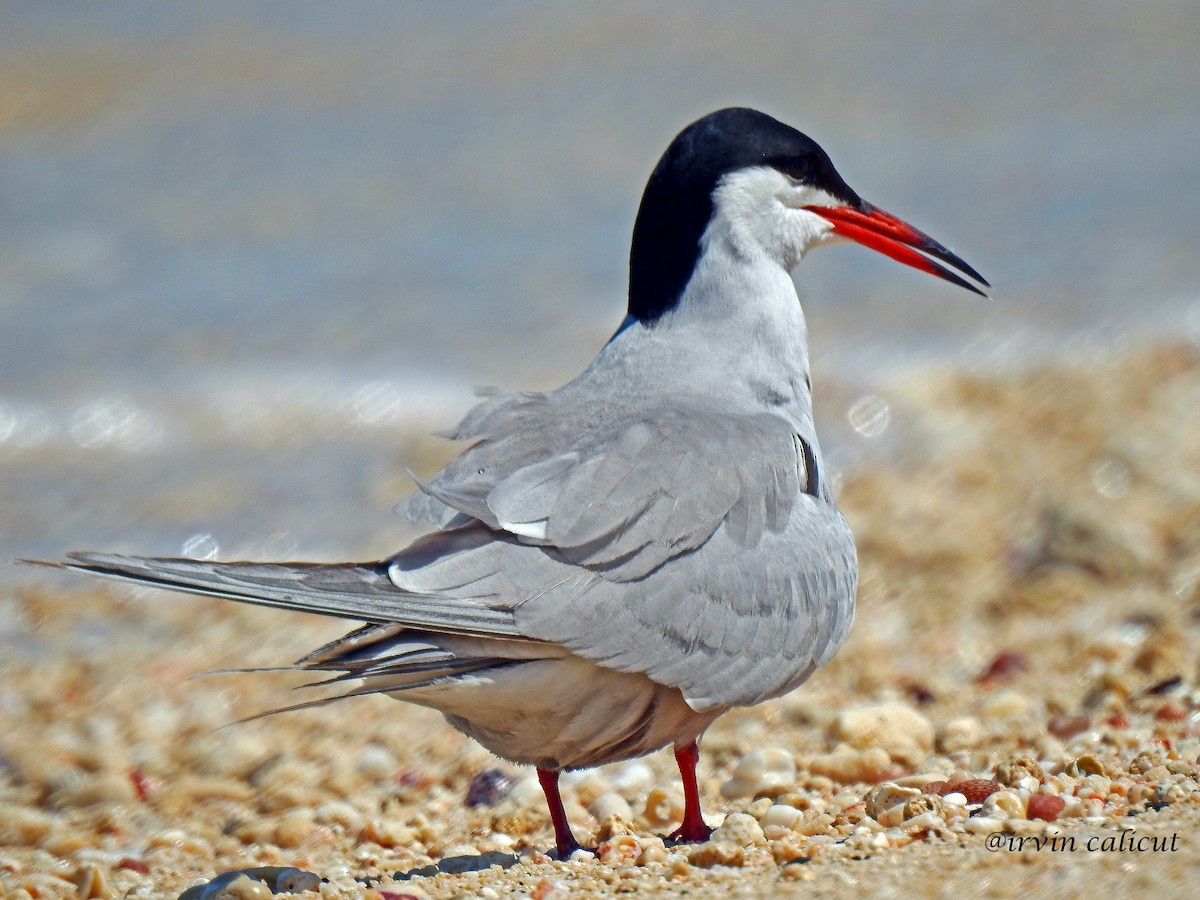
[720,748,796,799]
[981,789,1027,820]
[863,782,920,821]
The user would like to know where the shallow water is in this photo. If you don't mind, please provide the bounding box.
[2,1,1199,571]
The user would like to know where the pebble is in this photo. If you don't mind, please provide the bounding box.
[176,867,322,898]
[711,812,766,847]
[314,800,366,832]
[809,746,894,783]
[924,778,1002,804]
[981,789,1026,819]
[643,785,685,826]
[830,702,934,765]
[465,768,513,807]
[962,815,1004,835]
[1066,754,1107,778]
[48,771,139,808]
[936,716,987,752]
[608,761,655,794]
[976,690,1032,720]
[0,805,57,846]
[588,792,633,823]
[73,863,111,900]
[355,745,399,780]
[636,840,669,865]
[508,772,547,807]
[976,650,1029,682]
[687,841,746,868]
[1027,795,1066,821]
[759,803,803,829]
[720,748,796,799]
[863,783,920,821]
[530,879,571,900]
[994,756,1044,785]
[879,794,946,828]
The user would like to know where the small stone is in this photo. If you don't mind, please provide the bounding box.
[938,779,1002,804]
[608,761,655,794]
[759,803,802,829]
[981,789,1026,820]
[1154,702,1186,722]
[995,756,1044,785]
[976,690,1031,720]
[636,840,668,865]
[0,805,57,846]
[73,864,111,900]
[588,792,633,824]
[530,879,570,900]
[963,815,1004,835]
[465,768,513,807]
[830,702,934,765]
[643,786,684,826]
[975,650,1029,683]
[49,771,139,808]
[687,841,745,868]
[809,747,896,784]
[565,770,613,807]
[596,833,640,866]
[1047,713,1090,740]
[770,839,809,864]
[1027,795,1066,822]
[1064,755,1106,778]
[720,749,796,799]
[936,717,986,753]
[356,745,399,780]
[360,819,417,848]
[780,861,810,880]
[205,874,273,900]
[711,812,765,847]
[314,800,366,832]
[863,783,920,821]
[272,813,316,848]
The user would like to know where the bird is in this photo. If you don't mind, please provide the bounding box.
[33,108,988,857]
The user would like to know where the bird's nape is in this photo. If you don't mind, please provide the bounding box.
[807,202,990,297]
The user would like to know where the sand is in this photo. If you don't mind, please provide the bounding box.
[3,341,1200,899]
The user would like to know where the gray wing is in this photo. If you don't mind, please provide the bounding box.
[385,503,856,711]
[391,388,857,709]
[398,389,817,581]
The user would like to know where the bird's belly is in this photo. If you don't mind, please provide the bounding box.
[396,657,724,770]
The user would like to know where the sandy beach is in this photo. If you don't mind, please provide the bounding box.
[4,340,1199,898]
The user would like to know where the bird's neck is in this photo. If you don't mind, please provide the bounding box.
[603,241,817,431]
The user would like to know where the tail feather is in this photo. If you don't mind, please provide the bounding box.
[24,552,550,727]
[33,553,521,639]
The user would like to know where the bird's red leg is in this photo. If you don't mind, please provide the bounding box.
[669,741,713,842]
[537,767,584,857]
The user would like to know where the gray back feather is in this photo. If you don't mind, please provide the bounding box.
[391,377,856,710]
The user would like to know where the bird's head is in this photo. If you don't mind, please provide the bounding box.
[628,107,989,322]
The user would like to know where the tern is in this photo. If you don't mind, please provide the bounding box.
[35,108,988,856]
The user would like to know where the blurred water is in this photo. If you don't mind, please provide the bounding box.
[2,1,1198,571]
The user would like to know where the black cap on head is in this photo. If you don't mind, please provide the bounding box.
[628,108,857,322]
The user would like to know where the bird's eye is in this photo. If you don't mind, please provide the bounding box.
[780,160,810,183]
